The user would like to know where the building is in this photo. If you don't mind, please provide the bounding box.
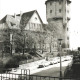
[0,14,21,54]
[0,0,71,56]
[45,0,71,52]
[0,10,56,56]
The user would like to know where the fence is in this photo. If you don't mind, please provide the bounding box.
[0,69,30,80]
[0,69,80,80]
[0,74,79,80]
[29,75,76,80]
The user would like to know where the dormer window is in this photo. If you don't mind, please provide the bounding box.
[10,22,16,26]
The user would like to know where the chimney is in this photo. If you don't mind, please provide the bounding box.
[14,13,16,19]
[20,11,22,17]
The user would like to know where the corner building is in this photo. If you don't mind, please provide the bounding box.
[45,0,71,52]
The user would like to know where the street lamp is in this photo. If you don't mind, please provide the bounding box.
[10,33,13,55]
[58,38,63,80]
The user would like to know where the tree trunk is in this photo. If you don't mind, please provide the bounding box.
[23,35,25,55]
[10,44,12,56]
[23,48,24,55]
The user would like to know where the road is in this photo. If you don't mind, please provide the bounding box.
[32,60,72,77]
[0,56,72,80]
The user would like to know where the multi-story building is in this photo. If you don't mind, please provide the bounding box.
[0,10,55,56]
[0,0,71,56]
[45,0,71,52]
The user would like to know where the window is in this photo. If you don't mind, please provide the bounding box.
[34,23,35,27]
[67,27,68,31]
[33,23,35,30]
[35,17,37,20]
[68,44,69,48]
[67,37,69,40]
[65,9,66,12]
[50,2,52,5]
[59,1,61,4]
[67,10,69,13]
[38,24,40,30]
[50,10,52,13]
[30,23,32,30]
[53,44,54,48]
[32,23,33,29]
[28,22,30,30]
[59,9,61,13]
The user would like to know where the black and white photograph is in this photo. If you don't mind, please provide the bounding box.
[0,0,79,80]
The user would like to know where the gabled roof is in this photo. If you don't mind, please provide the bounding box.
[0,15,7,23]
[20,10,35,26]
[0,15,20,29]
[0,10,44,30]
[20,10,43,26]
[18,10,43,26]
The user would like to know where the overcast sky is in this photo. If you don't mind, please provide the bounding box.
[0,0,80,50]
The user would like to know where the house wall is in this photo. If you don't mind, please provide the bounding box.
[25,12,43,32]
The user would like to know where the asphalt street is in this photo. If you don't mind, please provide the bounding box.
[33,65,66,77]
[32,60,72,77]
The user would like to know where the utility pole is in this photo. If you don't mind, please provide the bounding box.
[10,33,13,56]
[23,34,25,55]
[58,38,63,80]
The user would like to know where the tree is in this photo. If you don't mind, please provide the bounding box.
[78,47,80,51]
[14,30,36,55]
[14,14,44,55]
[0,29,11,57]
[13,30,25,54]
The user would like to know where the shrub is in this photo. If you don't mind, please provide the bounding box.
[1,54,33,73]
[4,58,19,68]
[29,50,37,57]
[4,55,28,69]
[13,55,27,61]
[27,55,32,59]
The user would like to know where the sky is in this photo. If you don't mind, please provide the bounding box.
[0,0,80,50]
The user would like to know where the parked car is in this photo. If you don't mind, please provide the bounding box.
[49,61,53,65]
[44,61,50,67]
[53,60,58,64]
[38,65,44,68]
